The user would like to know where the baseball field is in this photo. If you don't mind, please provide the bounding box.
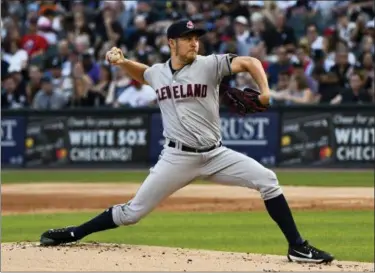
[1,169,374,271]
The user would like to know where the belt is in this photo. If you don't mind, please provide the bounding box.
[168,140,222,153]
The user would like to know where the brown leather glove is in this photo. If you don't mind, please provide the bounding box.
[219,83,269,116]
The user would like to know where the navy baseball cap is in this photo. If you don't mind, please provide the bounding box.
[167,19,207,39]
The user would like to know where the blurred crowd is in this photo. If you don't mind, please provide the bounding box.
[1,0,374,110]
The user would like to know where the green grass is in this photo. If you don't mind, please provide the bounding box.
[1,170,374,187]
[2,211,373,262]
[1,170,148,184]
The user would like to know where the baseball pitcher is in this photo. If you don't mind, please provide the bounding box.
[40,20,334,264]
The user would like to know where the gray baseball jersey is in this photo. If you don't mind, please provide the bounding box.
[111,53,282,226]
[143,54,234,148]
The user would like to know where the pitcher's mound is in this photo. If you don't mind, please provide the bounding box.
[1,243,373,272]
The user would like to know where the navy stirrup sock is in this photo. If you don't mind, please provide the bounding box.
[264,194,304,246]
[73,207,118,239]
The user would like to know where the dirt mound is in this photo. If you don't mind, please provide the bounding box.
[2,183,374,271]
[1,183,374,214]
[2,243,373,272]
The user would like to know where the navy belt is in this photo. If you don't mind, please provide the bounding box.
[168,141,222,153]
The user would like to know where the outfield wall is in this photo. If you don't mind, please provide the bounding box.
[1,105,374,169]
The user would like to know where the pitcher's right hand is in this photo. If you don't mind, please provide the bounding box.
[106,47,126,66]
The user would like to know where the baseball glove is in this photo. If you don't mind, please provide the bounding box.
[219,83,269,116]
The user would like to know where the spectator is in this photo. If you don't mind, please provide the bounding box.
[275,70,291,92]
[72,11,95,46]
[114,1,133,30]
[236,12,265,57]
[329,48,356,89]
[358,52,374,91]
[261,9,296,54]
[38,5,62,34]
[306,23,324,50]
[81,53,101,84]
[330,71,372,104]
[269,70,291,106]
[20,16,49,58]
[316,1,347,23]
[267,46,293,88]
[322,27,340,55]
[73,33,91,55]
[233,15,250,56]
[105,67,131,106]
[69,61,104,107]
[213,12,231,38]
[1,74,27,109]
[0,0,373,110]
[125,14,155,51]
[134,34,154,64]
[1,35,29,74]
[36,14,58,45]
[57,39,73,76]
[293,44,312,71]
[95,5,125,50]
[308,49,340,103]
[350,12,368,48]
[10,69,27,98]
[70,76,104,107]
[25,65,42,105]
[270,74,315,105]
[91,64,113,100]
[358,34,374,57]
[135,1,160,25]
[292,60,319,97]
[325,39,357,66]
[44,56,74,99]
[32,76,67,110]
[249,11,266,45]
[336,12,357,47]
[116,80,157,108]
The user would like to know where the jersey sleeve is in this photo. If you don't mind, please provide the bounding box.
[143,66,153,86]
[145,85,157,101]
[207,53,238,83]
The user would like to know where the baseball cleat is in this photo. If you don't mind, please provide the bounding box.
[40,226,79,246]
[287,240,334,264]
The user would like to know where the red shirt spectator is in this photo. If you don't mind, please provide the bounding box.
[20,17,48,57]
[20,34,48,57]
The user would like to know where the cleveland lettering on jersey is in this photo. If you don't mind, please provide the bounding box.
[156,84,207,101]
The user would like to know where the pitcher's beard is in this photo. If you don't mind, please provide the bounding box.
[181,53,197,65]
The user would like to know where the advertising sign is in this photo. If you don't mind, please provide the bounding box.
[25,114,150,167]
[279,113,334,166]
[333,112,374,163]
[280,111,374,166]
[67,115,149,164]
[150,111,279,166]
[1,116,25,166]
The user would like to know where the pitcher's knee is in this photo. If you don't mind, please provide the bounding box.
[256,169,283,200]
[111,203,144,226]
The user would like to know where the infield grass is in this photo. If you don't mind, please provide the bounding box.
[1,170,374,187]
[2,210,373,262]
